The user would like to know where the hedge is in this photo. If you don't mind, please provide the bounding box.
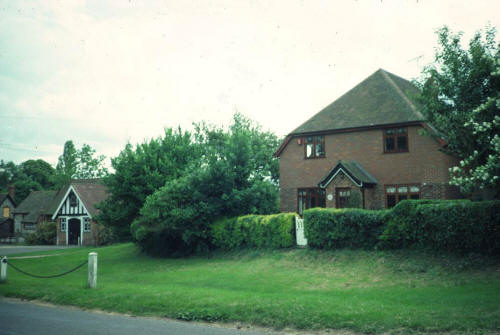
[303,208,388,250]
[379,200,500,255]
[211,213,297,250]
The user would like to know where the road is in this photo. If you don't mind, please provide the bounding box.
[0,245,75,256]
[0,299,277,335]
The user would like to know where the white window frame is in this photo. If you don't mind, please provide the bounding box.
[83,217,91,232]
[60,217,67,232]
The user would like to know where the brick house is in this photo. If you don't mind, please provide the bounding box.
[274,69,460,214]
[13,179,108,245]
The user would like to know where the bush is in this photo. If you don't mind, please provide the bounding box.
[211,213,297,250]
[304,208,387,250]
[378,200,500,255]
[25,221,56,245]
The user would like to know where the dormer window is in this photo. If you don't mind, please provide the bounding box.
[304,135,325,159]
[384,128,408,153]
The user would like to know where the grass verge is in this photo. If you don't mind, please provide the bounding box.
[0,243,499,334]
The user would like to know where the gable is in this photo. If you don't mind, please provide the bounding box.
[319,160,378,188]
[51,185,91,220]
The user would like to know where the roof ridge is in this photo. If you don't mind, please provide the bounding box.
[380,69,424,119]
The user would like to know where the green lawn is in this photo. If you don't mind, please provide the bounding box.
[1,244,499,334]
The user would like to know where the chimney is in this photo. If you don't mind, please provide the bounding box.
[8,185,15,200]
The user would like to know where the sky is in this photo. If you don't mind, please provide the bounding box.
[1,0,499,167]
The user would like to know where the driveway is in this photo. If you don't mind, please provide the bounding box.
[0,299,276,335]
[0,245,76,256]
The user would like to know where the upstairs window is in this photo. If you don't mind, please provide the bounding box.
[384,128,408,153]
[298,188,326,215]
[2,206,10,217]
[304,135,325,159]
[385,184,420,208]
[69,192,77,207]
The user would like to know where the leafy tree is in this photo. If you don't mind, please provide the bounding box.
[417,26,500,197]
[98,128,200,240]
[19,160,55,189]
[131,113,280,256]
[54,140,108,187]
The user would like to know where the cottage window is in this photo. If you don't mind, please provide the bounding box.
[385,184,420,208]
[298,188,326,215]
[384,128,408,153]
[69,193,77,207]
[2,206,10,217]
[23,223,36,231]
[83,217,91,232]
[304,135,325,159]
[60,218,67,232]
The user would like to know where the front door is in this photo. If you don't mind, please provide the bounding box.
[68,218,81,245]
[336,188,351,208]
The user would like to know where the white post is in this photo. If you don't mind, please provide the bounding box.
[1,256,7,283]
[88,252,97,289]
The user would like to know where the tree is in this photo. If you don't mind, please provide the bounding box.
[20,160,55,189]
[97,128,200,240]
[131,113,280,256]
[54,140,108,187]
[417,26,500,197]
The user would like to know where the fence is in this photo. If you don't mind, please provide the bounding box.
[0,252,98,288]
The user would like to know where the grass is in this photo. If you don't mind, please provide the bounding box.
[1,243,499,334]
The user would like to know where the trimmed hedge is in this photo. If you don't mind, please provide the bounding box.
[379,200,500,255]
[211,213,297,250]
[304,208,388,250]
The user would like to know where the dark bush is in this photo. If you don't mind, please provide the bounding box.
[211,213,296,250]
[25,221,56,245]
[378,200,500,255]
[304,208,387,250]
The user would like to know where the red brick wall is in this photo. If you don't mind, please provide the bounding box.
[279,125,460,212]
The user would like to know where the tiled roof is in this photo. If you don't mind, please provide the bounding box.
[291,68,423,135]
[13,190,57,223]
[72,179,108,217]
[319,160,378,188]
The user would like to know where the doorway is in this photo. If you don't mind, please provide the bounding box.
[68,218,81,245]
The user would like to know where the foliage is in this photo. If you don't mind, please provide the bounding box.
[379,200,500,255]
[24,221,57,245]
[304,208,387,250]
[99,128,200,240]
[0,159,55,203]
[54,140,108,187]
[131,113,280,255]
[417,26,500,196]
[211,213,296,250]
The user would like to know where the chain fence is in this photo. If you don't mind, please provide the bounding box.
[3,258,88,279]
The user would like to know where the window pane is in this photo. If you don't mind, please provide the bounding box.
[316,135,324,142]
[397,136,407,151]
[399,195,408,201]
[398,186,408,193]
[410,194,420,200]
[306,144,314,157]
[386,186,396,193]
[386,129,394,135]
[397,128,406,134]
[387,195,396,208]
[318,192,326,208]
[306,136,314,143]
[410,186,420,193]
[385,137,395,151]
[315,143,324,157]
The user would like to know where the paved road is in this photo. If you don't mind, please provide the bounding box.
[0,299,277,335]
[0,245,75,256]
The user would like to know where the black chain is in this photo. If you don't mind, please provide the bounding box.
[5,259,88,279]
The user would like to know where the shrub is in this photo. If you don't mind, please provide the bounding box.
[378,200,500,255]
[304,208,387,250]
[25,221,56,245]
[211,213,296,250]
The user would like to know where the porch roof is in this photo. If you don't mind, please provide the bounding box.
[318,160,377,188]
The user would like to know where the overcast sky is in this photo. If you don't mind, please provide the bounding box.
[1,0,499,167]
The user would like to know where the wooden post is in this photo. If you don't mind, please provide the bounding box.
[1,256,7,283]
[88,252,97,289]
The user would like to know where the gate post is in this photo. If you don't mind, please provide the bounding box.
[1,256,7,283]
[88,252,97,288]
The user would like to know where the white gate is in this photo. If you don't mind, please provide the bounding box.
[295,216,308,247]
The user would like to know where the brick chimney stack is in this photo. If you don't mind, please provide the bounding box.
[8,185,15,200]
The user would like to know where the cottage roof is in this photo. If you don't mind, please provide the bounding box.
[319,160,378,188]
[0,193,16,207]
[292,68,423,135]
[13,190,57,223]
[48,179,108,218]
